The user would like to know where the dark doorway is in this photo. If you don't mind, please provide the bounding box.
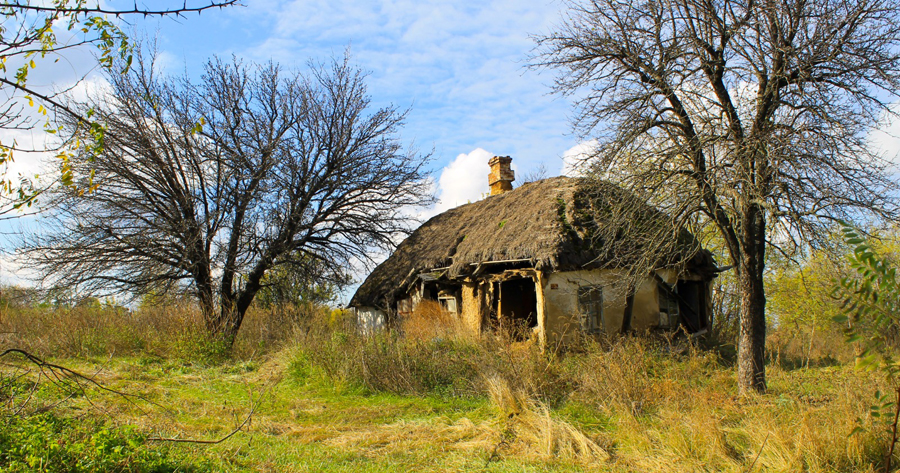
[422,284,437,301]
[499,278,538,339]
[676,280,708,333]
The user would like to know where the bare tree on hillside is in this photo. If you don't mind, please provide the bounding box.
[534,0,900,393]
[21,49,433,346]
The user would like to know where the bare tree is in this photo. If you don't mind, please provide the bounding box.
[21,49,433,346]
[534,0,900,392]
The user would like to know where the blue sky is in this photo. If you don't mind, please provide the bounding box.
[147,0,583,202]
[4,0,900,289]
[0,0,592,285]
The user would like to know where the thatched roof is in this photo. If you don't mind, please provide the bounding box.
[351,176,715,308]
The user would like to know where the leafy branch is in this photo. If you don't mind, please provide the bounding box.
[833,224,900,472]
[0,1,239,214]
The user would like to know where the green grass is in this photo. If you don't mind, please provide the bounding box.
[0,301,892,472]
[1,346,889,473]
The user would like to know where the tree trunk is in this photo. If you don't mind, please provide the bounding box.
[197,280,218,334]
[737,207,767,393]
[737,268,767,393]
[211,280,264,351]
[215,303,244,349]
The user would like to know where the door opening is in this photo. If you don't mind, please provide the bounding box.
[499,278,538,340]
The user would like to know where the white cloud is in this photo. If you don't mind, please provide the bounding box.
[423,147,494,218]
[58,75,112,106]
[868,102,900,167]
[560,140,598,177]
[231,0,574,177]
[421,143,596,222]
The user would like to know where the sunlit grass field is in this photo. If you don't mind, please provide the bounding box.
[0,300,891,472]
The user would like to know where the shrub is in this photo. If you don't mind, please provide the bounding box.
[0,413,203,472]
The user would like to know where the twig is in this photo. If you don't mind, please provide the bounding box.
[0,2,240,17]
[0,348,169,416]
[746,433,769,472]
[1,347,273,448]
[886,384,900,473]
[10,368,41,416]
[484,439,510,468]
[146,379,274,445]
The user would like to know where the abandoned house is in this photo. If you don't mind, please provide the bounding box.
[349,156,718,346]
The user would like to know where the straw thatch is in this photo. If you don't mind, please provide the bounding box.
[351,176,714,308]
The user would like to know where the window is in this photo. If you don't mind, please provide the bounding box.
[577,286,604,333]
[657,283,680,329]
[439,295,458,314]
[397,298,412,315]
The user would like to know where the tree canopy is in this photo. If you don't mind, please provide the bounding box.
[0,1,237,216]
[535,0,900,392]
[22,49,433,346]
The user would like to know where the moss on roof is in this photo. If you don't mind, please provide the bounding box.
[351,176,714,308]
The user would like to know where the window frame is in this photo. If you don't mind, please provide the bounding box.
[577,285,604,333]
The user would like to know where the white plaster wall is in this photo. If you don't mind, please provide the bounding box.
[541,269,661,343]
[356,306,386,333]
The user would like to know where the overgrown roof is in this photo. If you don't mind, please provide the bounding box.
[351,176,715,308]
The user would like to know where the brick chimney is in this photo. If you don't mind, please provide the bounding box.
[488,155,514,196]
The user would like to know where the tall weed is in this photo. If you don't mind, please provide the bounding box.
[0,298,316,362]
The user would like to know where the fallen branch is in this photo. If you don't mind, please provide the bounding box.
[0,348,166,416]
[145,386,267,445]
[1,347,273,447]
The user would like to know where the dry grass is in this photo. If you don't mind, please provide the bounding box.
[0,295,892,471]
[485,375,610,465]
[0,298,313,361]
[285,315,890,470]
[401,300,471,341]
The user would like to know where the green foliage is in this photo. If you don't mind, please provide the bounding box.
[767,252,843,330]
[834,225,900,377]
[171,330,230,366]
[0,413,199,472]
[555,197,575,236]
[255,255,346,310]
[833,224,900,464]
[765,246,854,366]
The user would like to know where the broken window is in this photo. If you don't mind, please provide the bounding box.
[439,295,458,314]
[396,298,414,320]
[437,288,458,314]
[657,283,679,329]
[577,286,604,333]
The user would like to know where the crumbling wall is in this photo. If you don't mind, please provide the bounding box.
[356,306,387,333]
[460,281,487,335]
[540,269,663,344]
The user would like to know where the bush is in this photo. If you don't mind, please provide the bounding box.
[0,413,203,472]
